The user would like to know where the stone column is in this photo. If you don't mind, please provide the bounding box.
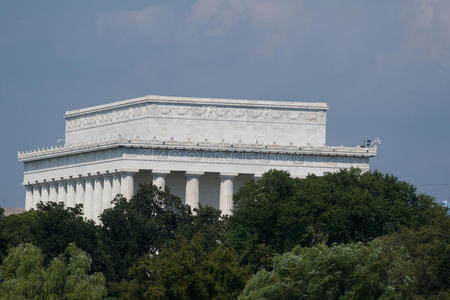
[121,172,136,200]
[41,183,49,203]
[185,172,203,211]
[25,185,33,211]
[219,173,237,216]
[57,180,67,204]
[84,176,94,219]
[66,179,76,208]
[75,176,85,206]
[112,173,121,200]
[49,181,58,202]
[92,175,103,223]
[152,171,170,191]
[32,184,41,209]
[102,174,113,210]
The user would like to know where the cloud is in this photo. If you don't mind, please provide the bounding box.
[377,0,450,69]
[96,0,309,56]
[413,0,450,66]
[184,0,309,56]
[95,0,450,65]
[186,0,299,35]
[96,5,176,41]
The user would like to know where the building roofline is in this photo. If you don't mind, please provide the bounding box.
[18,137,376,162]
[65,95,329,118]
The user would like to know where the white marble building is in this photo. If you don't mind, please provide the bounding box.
[18,95,376,222]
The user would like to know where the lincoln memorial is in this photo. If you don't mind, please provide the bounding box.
[18,95,377,222]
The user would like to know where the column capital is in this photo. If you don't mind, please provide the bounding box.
[118,169,138,174]
[152,170,171,176]
[185,171,204,178]
[220,172,238,178]
[254,174,263,180]
[93,173,103,179]
[85,175,94,183]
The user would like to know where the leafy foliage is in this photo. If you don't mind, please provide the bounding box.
[0,243,106,299]
[0,169,448,298]
[240,240,416,300]
[227,169,444,266]
[98,184,192,282]
[380,216,450,298]
[118,235,250,300]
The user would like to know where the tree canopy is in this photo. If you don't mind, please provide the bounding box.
[240,240,416,300]
[0,243,106,299]
[227,169,444,266]
[0,169,448,299]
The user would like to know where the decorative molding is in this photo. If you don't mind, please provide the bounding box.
[18,136,377,162]
[64,95,328,118]
[65,102,326,132]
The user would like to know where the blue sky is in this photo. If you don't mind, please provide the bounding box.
[1,0,449,207]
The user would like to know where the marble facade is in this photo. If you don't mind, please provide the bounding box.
[18,95,377,222]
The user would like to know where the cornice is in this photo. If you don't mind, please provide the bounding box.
[18,136,377,162]
[64,97,328,132]
[65,95,328,118]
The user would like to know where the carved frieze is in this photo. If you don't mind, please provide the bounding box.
[65,103,326,131]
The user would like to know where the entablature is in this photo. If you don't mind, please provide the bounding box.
[18,136,377,162]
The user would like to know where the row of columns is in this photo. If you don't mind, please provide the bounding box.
[151,171,245,216]
[25,171,136,223]
[25,171,264,220]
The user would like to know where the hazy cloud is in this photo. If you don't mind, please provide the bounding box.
[97,0,309,56]
[97,5,177,41]
[377,0,450,68]
[96,0,450,65]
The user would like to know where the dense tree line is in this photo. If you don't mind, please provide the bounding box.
[0,169,448,299]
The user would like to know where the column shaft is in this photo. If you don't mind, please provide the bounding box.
[102,175,113,210]
[66,180,76,208]
[32,185,41,209]
[84,177,94,219]
[92,176,103,223]
[41,183,49,203]
[185,173,202,211]
[25,185,33,211]
[120,172,135,200]
[219,174,236,216]
[49,182,58,202]
[112,173,121,200]
[75,177,85,206]
[57,181,67,204]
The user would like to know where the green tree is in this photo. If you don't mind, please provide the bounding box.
[240,240,416,300]
[30,202,102,265]
[98,184,192,282]
[0,243,106,299]
[118,235,250,300]
[227,169,445,269]
[0,202,105,273]
[0,209,37,262]
[174,205,228,252]
[380,214,450,298]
